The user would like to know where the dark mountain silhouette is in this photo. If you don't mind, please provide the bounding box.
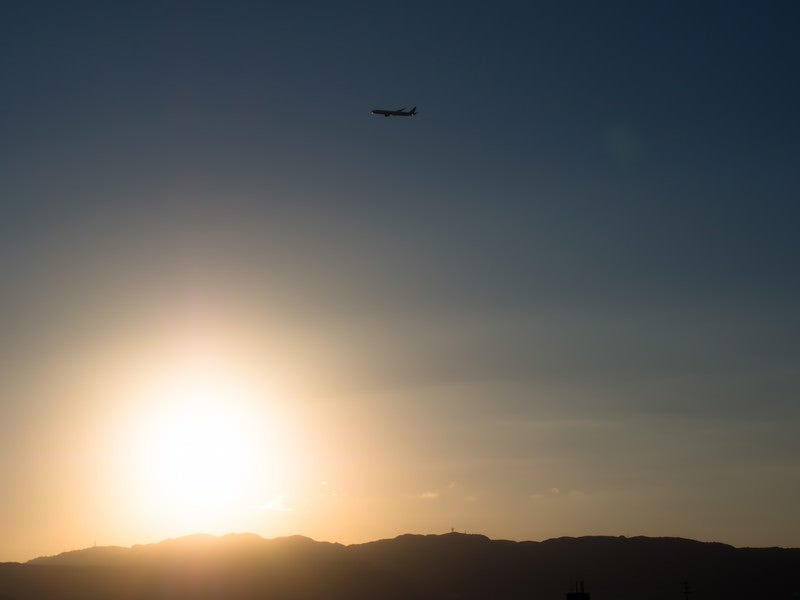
[2,532,798,600]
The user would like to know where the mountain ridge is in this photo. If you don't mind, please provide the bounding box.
[24,532,760,566]
[4,532,799,600]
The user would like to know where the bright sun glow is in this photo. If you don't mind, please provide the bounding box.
[124,358,295,534]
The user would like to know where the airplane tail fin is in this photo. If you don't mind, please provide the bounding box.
[411,106,417,115]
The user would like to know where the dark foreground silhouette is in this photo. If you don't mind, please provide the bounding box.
[2,533,799,599]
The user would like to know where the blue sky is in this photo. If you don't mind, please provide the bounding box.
[1,1,799,560]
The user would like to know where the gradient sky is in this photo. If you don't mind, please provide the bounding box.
[1,1,799,561]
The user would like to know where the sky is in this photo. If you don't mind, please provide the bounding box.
[1,1,799,561]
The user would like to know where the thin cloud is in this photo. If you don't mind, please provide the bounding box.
[258,494,293,512]
[529,488,560,500]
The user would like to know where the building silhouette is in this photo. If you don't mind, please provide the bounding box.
[566,581,590,600]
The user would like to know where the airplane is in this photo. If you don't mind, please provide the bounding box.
[371,106,417,117]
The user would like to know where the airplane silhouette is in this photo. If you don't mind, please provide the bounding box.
[371,106,417,117]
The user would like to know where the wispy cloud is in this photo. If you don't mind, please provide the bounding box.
[529,487,560,501]
[420,491,440,500]
[258,494,293,512]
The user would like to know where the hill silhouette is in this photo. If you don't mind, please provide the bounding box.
[2,533,798,600]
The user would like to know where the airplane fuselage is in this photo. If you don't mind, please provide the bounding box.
[371,106,417,117]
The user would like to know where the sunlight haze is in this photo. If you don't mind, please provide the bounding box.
[1,1,799,562]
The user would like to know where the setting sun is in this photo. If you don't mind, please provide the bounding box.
[122,359,296,534]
